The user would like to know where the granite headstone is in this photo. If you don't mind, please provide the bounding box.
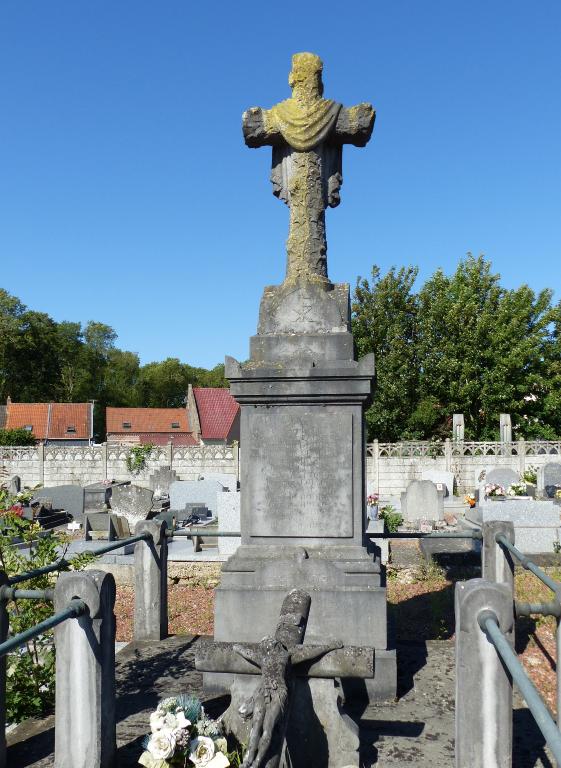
[542,462,561,499]
[169,479,226,518]
[109,484,153,528]
[31,485,84,521]
[421,469,454,497]
[149,466,178,495]
[401,480,444,522]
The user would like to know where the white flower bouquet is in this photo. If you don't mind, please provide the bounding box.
[485,483,505,498]
[507,482,527,497]
[139,695,230,768]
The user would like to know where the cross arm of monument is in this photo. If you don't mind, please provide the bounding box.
[242,107,283,148]
[334,102,376,146]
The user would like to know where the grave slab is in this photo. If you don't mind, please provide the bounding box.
[169,479,227,518]
[31,484,84,520]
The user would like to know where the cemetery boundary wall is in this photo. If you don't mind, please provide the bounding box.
[1,439,560,495]
[0,443,239,489]
[369,439,561,496]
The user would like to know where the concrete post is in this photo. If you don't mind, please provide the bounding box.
[166,441,173,469]
[482,521,515,599]
[445,438,452,471]
[134,519,168,640]
[455,578,513,768]
[101,442,108,480]
[0,572,9,768]
[232,441,240,481]
[54,570,116,768]
[38,442,45,486]
[518,438,526,476]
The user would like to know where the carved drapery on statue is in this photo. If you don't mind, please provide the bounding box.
[242,52,375,285]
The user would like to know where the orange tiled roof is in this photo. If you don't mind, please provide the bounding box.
[193,388,239,440]
[6,402,92,440]
[106,407,190,434]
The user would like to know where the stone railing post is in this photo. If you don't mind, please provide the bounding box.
[455,578,513,768]
[445,438,452,471]
[38,442,45,486]
[232,441,240,481]
[166,441,173,468]
[0,572,8,768]
[134,520,168,640]
[518,438,526,475]
[54,570,116,768]
[482,521,515,600]
[101,442,108,480]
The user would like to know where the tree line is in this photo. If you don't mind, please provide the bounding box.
[0,288,226,439]
[2,253,560,444]
[352,254,561,441]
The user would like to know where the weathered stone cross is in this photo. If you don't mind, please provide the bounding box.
[196,589,374,768]
[243,52,375,285]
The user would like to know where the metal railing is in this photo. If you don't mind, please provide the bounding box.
[456,520,561,767]
[0,520,167,768]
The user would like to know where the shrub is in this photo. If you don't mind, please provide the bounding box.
[0,428,37,446]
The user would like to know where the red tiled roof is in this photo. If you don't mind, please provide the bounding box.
[49,403,92,440]
[193,388,239,440]
[106,408,190,434]
[134,433,198,446]
[6,402,92,440]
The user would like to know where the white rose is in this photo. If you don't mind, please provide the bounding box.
[190,736,216,766]
[175,711,191,730]
[148,728,176,761]
[149,712,166,732]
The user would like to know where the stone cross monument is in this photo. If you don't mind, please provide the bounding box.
[201,53,396,765]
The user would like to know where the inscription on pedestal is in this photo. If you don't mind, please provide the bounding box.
[247,410,353,537]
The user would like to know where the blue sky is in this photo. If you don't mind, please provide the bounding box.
[1,1,560,368]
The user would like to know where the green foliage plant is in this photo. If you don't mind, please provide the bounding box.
[0,493,94,723]
[126,443,154,475]
[0,429,37,446]
[378,504,403,533]
[522,466,538,485]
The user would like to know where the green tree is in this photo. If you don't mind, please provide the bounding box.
[352,265,419,441]
[415,255,555,439]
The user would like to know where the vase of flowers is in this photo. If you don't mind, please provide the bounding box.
[367,493,379,520]
[464,494,476,509]
[485,483,506,500]
[506,482,530,499]
[139,695,230,768]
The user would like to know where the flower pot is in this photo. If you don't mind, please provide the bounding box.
[368,505,379,520]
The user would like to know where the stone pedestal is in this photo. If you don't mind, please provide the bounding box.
[206,279,396,703]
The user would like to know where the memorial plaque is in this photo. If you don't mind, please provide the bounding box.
[247,410,353,538]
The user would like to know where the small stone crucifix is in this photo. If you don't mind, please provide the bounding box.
[243,52,375,285]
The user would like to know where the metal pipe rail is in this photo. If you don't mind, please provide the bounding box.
[8,531,153,585]
[168,529,482,539]
[479,609,561,764]
[496,532,561,594]
[0,587,54,602]
[0,598,86,659]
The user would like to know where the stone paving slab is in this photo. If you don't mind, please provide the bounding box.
[7,636,555,767]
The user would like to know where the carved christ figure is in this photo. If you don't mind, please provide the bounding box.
[243,52,375,284]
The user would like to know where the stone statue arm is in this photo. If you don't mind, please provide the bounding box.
[289,639,344,666]
[233,642,263,669]
[334,103,375,146]
[242,107,283,148]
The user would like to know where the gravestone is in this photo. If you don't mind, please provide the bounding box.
[401,480,444,522]
[8,475,21,494]
[452,413,464,441]
[421,469,454,497]
[217,490,241,556]
[198,473,238,492]
[148,466,178,496]
[109,484,153,528]
[478,467,520,495]
[203,53,395,741]
[169,479,226,518]
[540,462,561,499]
[31,485,84,521]
[84,481,130,514]
[469,499,561,554]
[500,413,512,443]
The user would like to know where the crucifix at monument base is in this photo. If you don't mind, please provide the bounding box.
[197,53,396,768]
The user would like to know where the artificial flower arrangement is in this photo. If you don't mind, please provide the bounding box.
[464,494,476,508]
[507,482,528,497]
[139,695,230,768]
[485,483,505,498]
[366,493,379,507]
